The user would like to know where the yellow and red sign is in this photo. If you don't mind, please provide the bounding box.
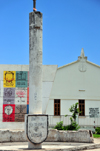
[3,71,16,87]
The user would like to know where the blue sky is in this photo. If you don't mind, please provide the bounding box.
[0,0,100,67]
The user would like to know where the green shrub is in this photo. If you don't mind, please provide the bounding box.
[95,127,100,134]
[54,121,63,130]
[66,121,80,131]
[62,125,68,130]
[53,121,80,131]
[54,103,80,131]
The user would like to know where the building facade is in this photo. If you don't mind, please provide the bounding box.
[0,49,100,129]
[46,49,100,127]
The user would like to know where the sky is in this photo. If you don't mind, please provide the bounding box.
[0,0,100,67]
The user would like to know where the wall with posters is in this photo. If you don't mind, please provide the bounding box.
[3,71,29,122]
[0,64,57,129]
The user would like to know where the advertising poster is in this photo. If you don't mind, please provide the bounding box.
[3,88,15,104]
[3,104,15,122]
[2,70,29,122]
[3,71,16,87]
[3,88,15,98]
[15,88,27,104]
[16,71,28,87]
[15,105,27,122]
[15,88,27,98]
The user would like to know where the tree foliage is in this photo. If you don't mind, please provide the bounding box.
[69,102,81,122]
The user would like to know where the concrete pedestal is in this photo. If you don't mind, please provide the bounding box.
[28,142,42,149]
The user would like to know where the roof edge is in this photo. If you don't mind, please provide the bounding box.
[58,60,100,70]
[58,60,79,69]
[86,60,100,68]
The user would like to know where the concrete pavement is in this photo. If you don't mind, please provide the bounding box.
[0,138,99,151]
[79,149,100,151]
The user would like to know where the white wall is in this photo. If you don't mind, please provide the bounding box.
[0,65,29,129]
[50,60,100,100]
[61,100,78,115]
[0,64,57,129]
[46,100,54,115]
[42,65,57,114]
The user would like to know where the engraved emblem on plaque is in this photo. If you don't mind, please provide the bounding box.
[26,115,48,144]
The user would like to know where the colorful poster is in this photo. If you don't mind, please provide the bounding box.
[15,105,27,122]
[3,71,16,87]
[3,88,15,98]
[16,71,28,87]
[2,70,29,122]
[3,88,15,104]
[15,88,27,104]
[27,87,29,104]
[3,104,15,122]
[15,88,27,98]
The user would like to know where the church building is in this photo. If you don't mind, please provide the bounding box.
[0,48,100,129]
[46,49,100,127]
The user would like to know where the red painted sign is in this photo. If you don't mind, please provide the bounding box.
[3,104,15,122]
[27,87,29,105]
[16,90,26,98]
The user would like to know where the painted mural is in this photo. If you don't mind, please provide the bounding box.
[4,71,16,87]
[3,71,29,122]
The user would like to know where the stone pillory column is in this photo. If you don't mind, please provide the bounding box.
[25,5,48,150]
[29,12,42,114]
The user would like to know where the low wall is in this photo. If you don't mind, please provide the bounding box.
[0,129,94,143]
[46,129,94,143]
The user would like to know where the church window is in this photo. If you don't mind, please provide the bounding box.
[54,99,60,116]
[79,100,85,116]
